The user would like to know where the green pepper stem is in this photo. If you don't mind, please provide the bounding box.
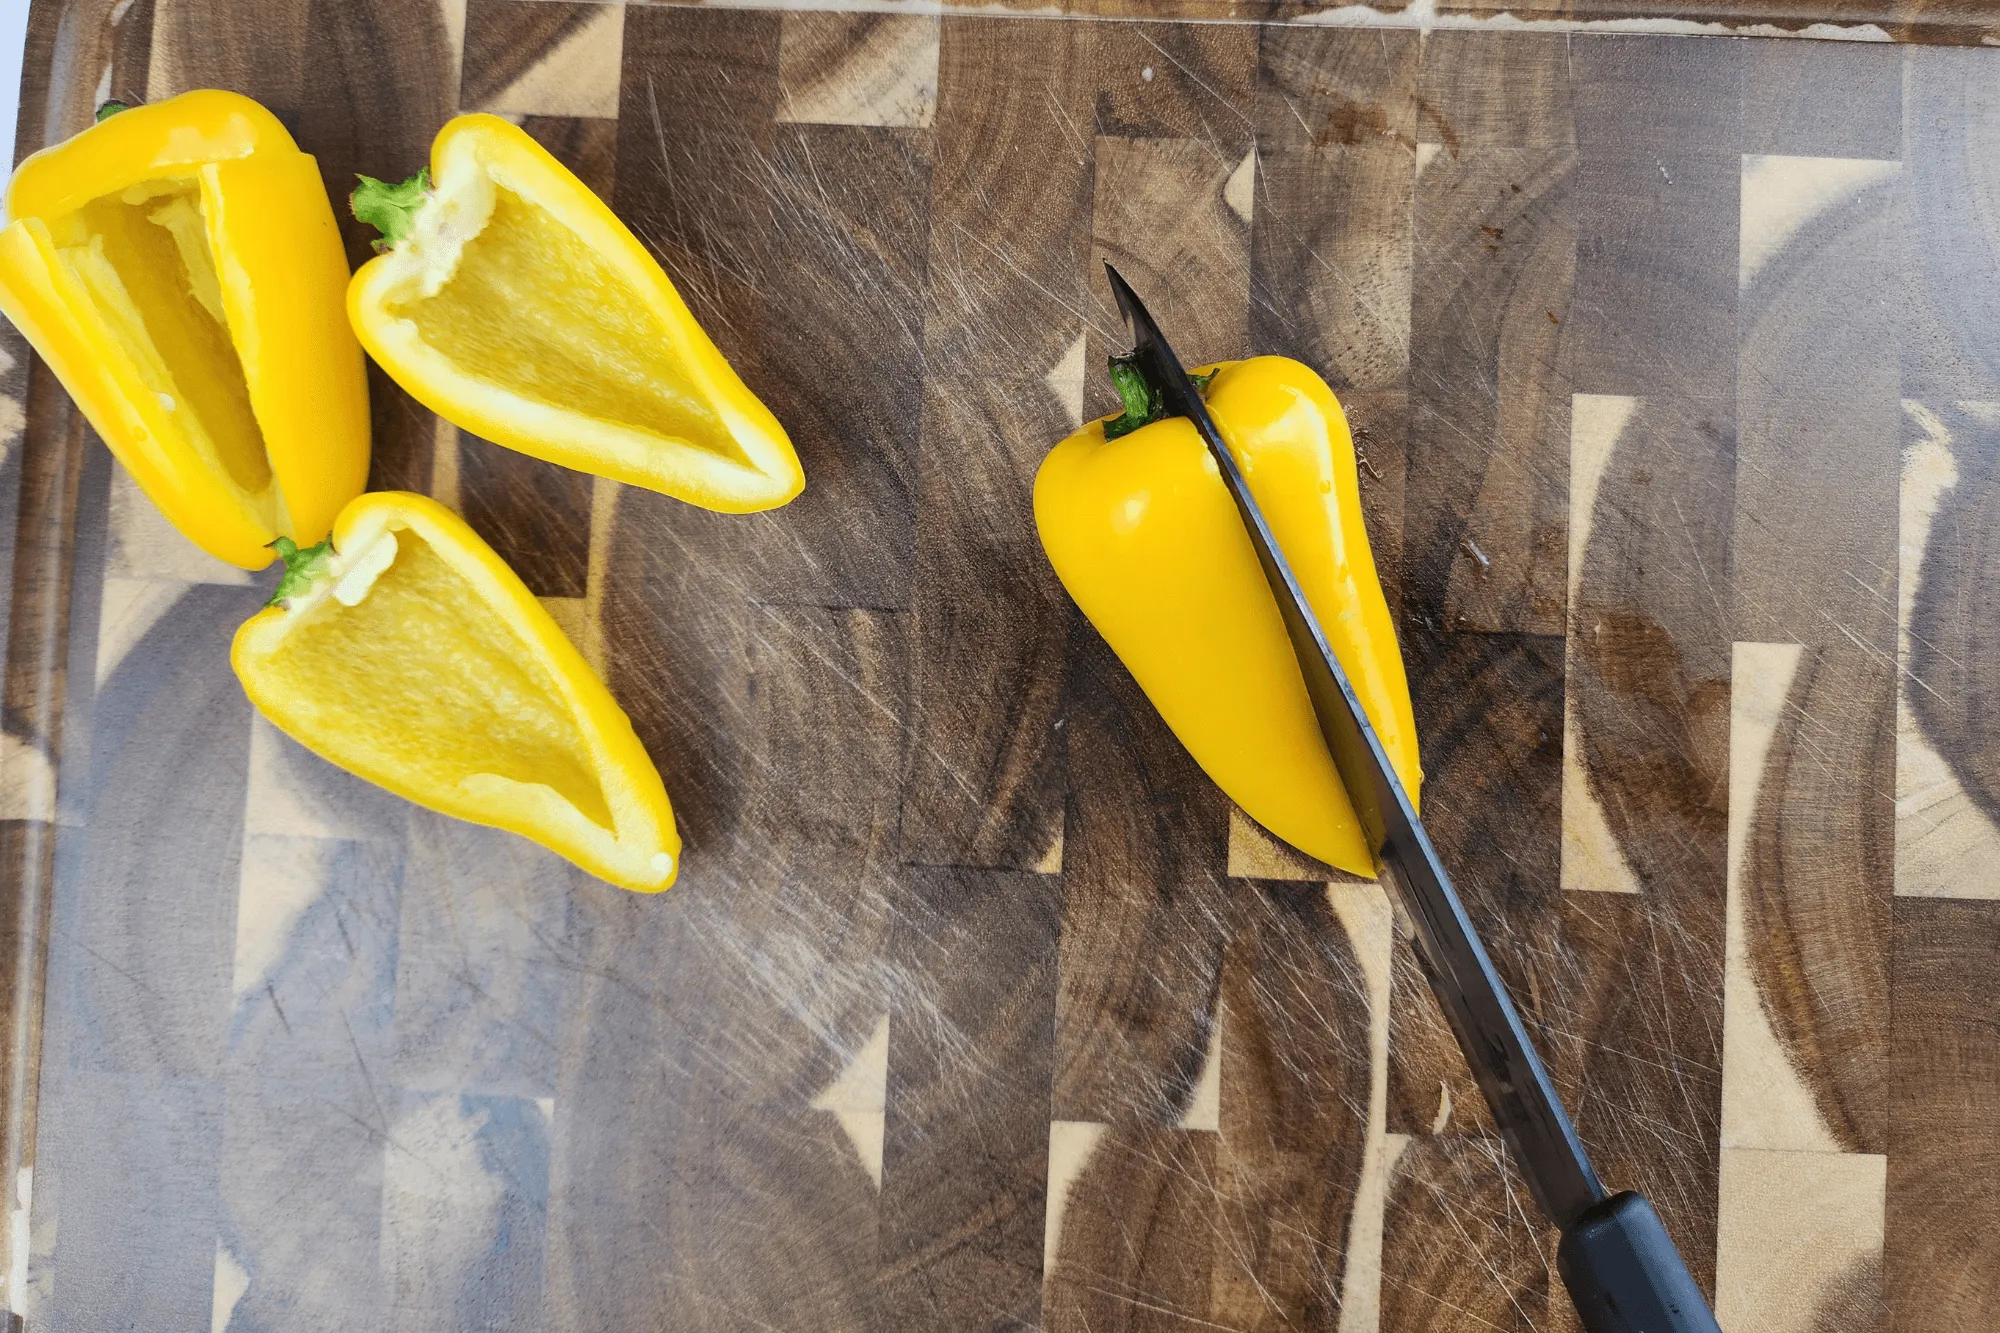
[350,168,431,252]
[1102,354,1215,440]
[266,535,334,608]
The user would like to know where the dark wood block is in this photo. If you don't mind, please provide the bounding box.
[1742,40,1902,159]
[1416,32,1574,151]
[392,814,583,1096]
[615,4,779,367]
[1562,885,1725,1297]
[1045,1125,1224,1333]
[295,0,459,259]
[1209,881,1370,1330]
[1408,147,1576,635]
[145,0,310,112]
[456,433,594,599]
[736,123,929,609]
[1089,134,1252,418]
[1736,146,1899,651]
[923,16,1094,383]
[602,489,760,856]
[1568,33,1744,155]
[746,604,909,865]
[218,1081,392,1328]
[1566,150,1739,397]
[35,1070,224,1330]
[1253,25,1419,155]
[1092,19,1258,149]
[1898,47,2000,401]
[1055,627,1231,1125]
[1388,918,1493,1138]
[362,363,437,498]
[1251,141,1413,392]
[1885,898,2000,1333]
[1222,882,1369,1153]
[1380,1135,1548,1333]
[69,584,262,1079]
[1738,646,1893,1155]
[1389,629,1566,1136]
[518,114,620,200]
[880,867,1060,1332]
[218,834,404,1324]
[900,378,1071,870]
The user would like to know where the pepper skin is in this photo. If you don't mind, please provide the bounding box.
[0,90,370,569]
[347,114,803,513]
[232,491,681,893]
[1034,355,1422,876]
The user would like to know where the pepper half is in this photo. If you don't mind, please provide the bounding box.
[232,490,680,892]
[347,114,803,513]
[0,90,370,569]
[1034,355,1422,876]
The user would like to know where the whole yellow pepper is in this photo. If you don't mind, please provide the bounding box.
[0,90,369,569]
[1034,355,1421,876]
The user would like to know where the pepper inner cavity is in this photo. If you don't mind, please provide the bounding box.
[392,183,747,468]
[268,524,615,831]
[57,179,276,505]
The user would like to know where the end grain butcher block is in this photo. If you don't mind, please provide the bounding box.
[0,1,1996,1330]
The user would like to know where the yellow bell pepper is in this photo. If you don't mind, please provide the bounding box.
[346,114,803,513]
[1034,355,1422,876]
[232,491,680,892]
[0,90,370,569]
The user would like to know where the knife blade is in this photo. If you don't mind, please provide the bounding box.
[1102,263,1722,1333]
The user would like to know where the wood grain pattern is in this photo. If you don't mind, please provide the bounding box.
[461,0,622,121]
[1735,152,1901,651]
[1388,630,1566,1144]
[1380,1135,1548,1333]
[1885,899,2000,1333]
[1054,627,1230,1126]
[1044,1124,1224,1332]
[1727,643,1891,1156]
[778,13,938,130]
[10,11,2000,1331]
[1898,47,2000,402]
[1558,384,1734,1293]
[1712,638,1890,1333]
[1416,32,1574,151]
[899,17,1091,871]
[1250,141,1413,393]
[1407,145,1575,636]
[456,435,595,599]
[1895,400,2000,898]
[880,867,1058,1331]
[1092,20,1257,152]
[1254,25,1418,156]
[1211,881,1371,1332]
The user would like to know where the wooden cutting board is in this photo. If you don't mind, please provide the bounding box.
[1,2,1996,1330]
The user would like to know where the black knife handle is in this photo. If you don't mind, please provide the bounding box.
[1557,1192,1722,1333]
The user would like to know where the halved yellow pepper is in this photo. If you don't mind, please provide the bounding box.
[1035,355,1421,876]
[347,114,803,512]
[232,491,680,892]
[0,90,370,569]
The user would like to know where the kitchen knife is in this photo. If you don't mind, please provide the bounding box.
[1103,263,1722,1333]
